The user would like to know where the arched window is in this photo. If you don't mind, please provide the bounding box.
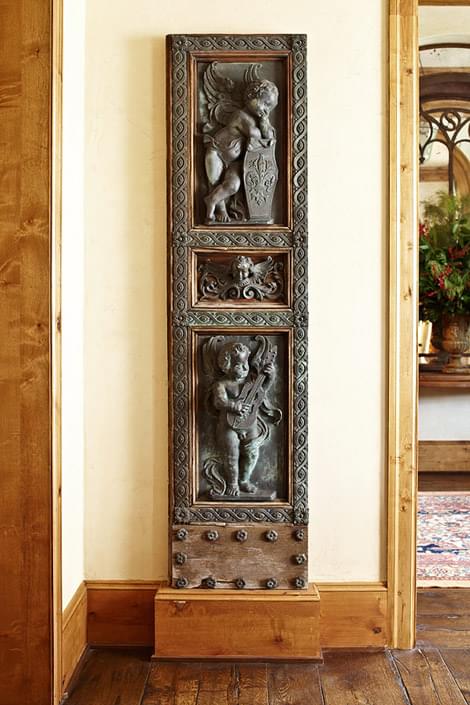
[419,44,470,197]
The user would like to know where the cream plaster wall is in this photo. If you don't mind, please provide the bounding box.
[62,0,86,608]
[420,390,470,441]
[84,0,387,582]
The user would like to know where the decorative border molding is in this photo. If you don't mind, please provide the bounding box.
[186,230,293,247]
[168,34,308,526]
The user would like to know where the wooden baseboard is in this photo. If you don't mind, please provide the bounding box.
[83,580,388,650]
[62,582,87,693]
[155,583,321,660]
[86,580,160,646]
[419,441,470,472]
[419,471,470,492]
[318,582,389,648]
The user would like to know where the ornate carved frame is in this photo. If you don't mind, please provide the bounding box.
[167,34,308,531]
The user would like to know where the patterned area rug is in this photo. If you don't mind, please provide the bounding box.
[417,493,470,582]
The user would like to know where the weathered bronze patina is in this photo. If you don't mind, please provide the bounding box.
[167,34,308,589]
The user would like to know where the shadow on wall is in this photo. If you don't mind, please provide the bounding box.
[120,35,168,577]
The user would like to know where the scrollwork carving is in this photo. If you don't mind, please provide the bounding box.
[188,231,292,247]
[198,255,285,303]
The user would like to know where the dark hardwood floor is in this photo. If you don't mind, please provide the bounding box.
[65,589,470,705]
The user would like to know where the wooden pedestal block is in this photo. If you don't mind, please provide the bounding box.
[154,583,321,661]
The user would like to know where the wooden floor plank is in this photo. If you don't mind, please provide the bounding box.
[66,648,151,705]
[439,649,470,705]
[196,664,237,705]
[392,647,467,705]
[66,590,470,705]
[418,589,470,616]
[141,661,176,705]
[174,664,201,705]
[417,590,470,647]
[238,664,268,705]
[267,663,323,705]
[319,651,408,705]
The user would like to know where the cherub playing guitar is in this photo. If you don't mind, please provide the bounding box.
[202,335,282,497]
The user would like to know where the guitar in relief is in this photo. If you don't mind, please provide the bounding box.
[202,335,282,498]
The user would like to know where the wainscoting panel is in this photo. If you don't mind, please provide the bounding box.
[87,581,159,646]
[62,582,87,693]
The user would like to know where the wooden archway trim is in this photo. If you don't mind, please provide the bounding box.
[420,71,470,102]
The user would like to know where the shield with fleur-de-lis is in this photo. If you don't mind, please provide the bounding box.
[243,141,279,224]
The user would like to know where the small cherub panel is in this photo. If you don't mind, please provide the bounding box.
[193,59,288,227]
[193,250,290,307]
[195,332,289,503]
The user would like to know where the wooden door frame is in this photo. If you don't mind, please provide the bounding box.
[52,0,64,701]
[0,0,62,702]
[388,0,419,649]
[388,0,470,650]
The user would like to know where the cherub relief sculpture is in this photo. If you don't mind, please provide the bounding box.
[198,254,285,302]
[200,62,279,224]
[202,335,282,498]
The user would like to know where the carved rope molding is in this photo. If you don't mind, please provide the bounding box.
[169,34,308,525]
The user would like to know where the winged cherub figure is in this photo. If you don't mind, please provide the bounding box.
[198,254,285,302]
[201,62,279,223]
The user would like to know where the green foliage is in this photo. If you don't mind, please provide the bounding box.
[419,191,470,322]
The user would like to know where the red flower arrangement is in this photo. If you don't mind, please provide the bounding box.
[419,192,470,323]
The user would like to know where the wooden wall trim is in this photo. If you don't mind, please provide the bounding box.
[87,582,161,647]
[52,0,64,701]
[419,441,470,472]
[319,583,389,648]
[86,580,161,590]
[84,581,388,649]
[388,0,419,650]
[0,1,55,703]
[62,582,87,695]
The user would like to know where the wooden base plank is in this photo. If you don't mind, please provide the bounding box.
[154,584,321,661]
